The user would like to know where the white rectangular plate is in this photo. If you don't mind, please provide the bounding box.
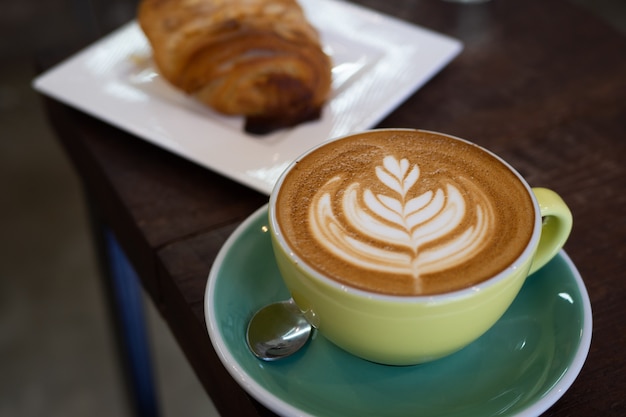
[34,0,462,195]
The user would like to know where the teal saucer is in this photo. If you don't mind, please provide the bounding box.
[205,205,592,417]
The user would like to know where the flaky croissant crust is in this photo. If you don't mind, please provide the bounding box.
[138,0,332,133]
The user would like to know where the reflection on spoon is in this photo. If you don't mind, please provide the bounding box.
[246,298,312,361]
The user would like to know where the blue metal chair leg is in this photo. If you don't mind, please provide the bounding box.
[100,229,161,417]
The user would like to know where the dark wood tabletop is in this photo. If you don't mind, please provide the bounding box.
[39,0,626,415]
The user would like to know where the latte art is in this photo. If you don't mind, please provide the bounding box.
[309,156,494,292]
[275,130,535,295]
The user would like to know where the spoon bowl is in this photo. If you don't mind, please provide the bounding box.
[246,298,312,361]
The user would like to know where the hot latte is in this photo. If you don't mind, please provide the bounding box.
[275,130,535,296]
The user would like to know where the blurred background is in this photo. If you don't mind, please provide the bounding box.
[1,0,624,416]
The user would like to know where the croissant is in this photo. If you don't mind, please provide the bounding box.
[138,0,332,134]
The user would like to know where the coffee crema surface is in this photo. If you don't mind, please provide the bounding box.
[275,130,535,296]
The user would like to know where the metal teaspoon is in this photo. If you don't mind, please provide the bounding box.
[246,298,312,361]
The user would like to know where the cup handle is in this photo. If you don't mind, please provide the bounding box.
[529,187,573,275]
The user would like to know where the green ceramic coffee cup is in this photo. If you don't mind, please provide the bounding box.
[269,129,572,365]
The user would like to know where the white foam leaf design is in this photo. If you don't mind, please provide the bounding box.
[308,156,494,286]
[375,156,419,197]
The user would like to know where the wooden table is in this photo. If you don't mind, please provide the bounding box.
[39,0,626,415]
